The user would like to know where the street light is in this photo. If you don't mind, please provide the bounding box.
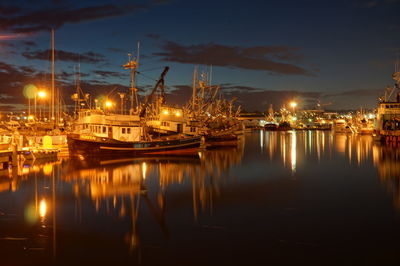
[35,90,47,121]
[105,100,113,108]
[105,100,114,113]
[290,101,297,114]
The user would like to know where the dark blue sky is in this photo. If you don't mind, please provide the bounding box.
[1,0,400,112]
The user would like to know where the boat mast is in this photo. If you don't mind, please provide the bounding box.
[124,43,140,115]
[51,29,55,124]
[192,66,197,114]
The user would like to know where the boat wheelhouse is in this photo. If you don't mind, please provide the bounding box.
[374,70,400,143]
[375,101,400,143]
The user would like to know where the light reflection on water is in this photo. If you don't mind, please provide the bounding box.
[1,131,400,265]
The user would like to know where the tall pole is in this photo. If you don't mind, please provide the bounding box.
[34,95,37,119]
[192,67,197,113]
[51,29,55,124]
[123,53,138,114]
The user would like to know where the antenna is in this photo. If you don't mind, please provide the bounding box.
[51,29,55,124]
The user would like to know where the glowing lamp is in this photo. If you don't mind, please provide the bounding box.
[37,91,47,98]
[105,101,113,108]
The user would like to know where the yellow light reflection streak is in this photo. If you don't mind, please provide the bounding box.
[291,130,297,173]
[142,162,147,179]
[39,199,47,218]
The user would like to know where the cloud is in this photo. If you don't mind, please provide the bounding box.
[93,70,126,78]
[0,4,145,33]
[324,89,382,98]
[0,33,29,40]
[164,84,323,112]
[22,49,106,63]
[0,61,41,104]
[154,41,316,76]
[22,40,37,47]
[220,86,322,111]
[0,42,15,48]
[0,60,136,112]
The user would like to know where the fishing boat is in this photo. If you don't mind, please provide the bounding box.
[374,70,400,144]
[67,132,201,158]
[264,122,279,131]
[182,68,243,147]
[332,119,352,133]
[67,66,202,158]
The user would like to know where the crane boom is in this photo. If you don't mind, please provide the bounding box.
[139,66,169,118]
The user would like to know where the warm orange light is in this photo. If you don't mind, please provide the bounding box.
[142,162,147,179]
[39,199,47,218]
[43,164,53,175]
[105,101,113,108]
[175,111,181,117]
[38,91,47,98]
[290,101,297,108]
[163,110,169,115]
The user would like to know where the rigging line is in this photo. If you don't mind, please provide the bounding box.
[136,72,159,82]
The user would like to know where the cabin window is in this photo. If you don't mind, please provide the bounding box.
[108,127,112,133]
[127,128,131,134]
[190,127,196,132]
[122,128,126,134]
[102,126,106,133]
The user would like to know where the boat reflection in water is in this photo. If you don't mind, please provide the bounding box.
[373,145,400,210]
[7,131,400,265]
[0,144,244,264]
[262,130,400,212]
[0,159,60,265]
[261,130,374,171]
[64,143,244,254]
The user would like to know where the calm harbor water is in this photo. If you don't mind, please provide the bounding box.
[1,130,400,265]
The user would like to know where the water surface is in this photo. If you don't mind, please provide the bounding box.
[1,130,400,265]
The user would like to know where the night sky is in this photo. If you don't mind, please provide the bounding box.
[1,0,400,112]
